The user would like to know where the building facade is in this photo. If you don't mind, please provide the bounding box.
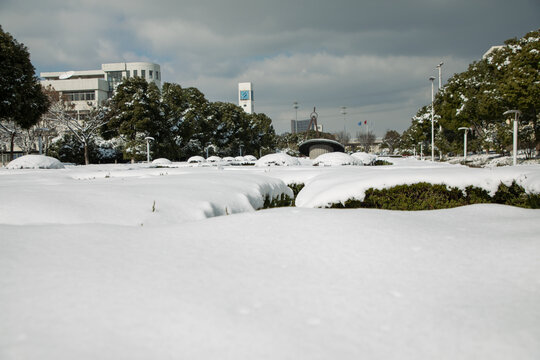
[41,62,161,117]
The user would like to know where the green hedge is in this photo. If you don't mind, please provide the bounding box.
[327,181,539,210]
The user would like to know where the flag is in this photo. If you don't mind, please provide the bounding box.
[364,120,367,124]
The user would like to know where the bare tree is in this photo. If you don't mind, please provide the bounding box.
[45,89,109,165]
[334,131,350,145]
[356,130,376,152]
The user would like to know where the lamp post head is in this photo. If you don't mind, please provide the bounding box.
[429,76,435,82]
[503,110,521,117]
[145,137,155,141]
[437,62,444,68]
[458,127,470,131]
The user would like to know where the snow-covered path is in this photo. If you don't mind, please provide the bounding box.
[1,205,539,359]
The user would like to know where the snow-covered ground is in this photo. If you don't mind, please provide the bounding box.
[1,155,539,359]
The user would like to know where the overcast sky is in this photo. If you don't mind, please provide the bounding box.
[1,0,538,137]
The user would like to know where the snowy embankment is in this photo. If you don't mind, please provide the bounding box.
[0,165,292,225]
[254,157,540,208]
[1,205,539,359]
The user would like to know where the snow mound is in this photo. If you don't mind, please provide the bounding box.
[206,156,222,163]
[6,155,65,169]
[187,156,205,164]
[151,158,172,165]
[313,152,362,166]
[223,157,235,162]
[244,155,257,161]
[255,153,301,167]
[351,152,378,165]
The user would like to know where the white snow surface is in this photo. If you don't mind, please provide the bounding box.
[151,158,172,165]
[351,151,378,165]
[255,153,301,166]
[312,152,362,166]
[6,154,65,169]
[1,158,540,359]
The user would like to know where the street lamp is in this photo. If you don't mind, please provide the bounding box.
[239,144,244,157]
[458,127,471,161]
[429,76,436,161]
[205,143,215,159]
[144,136,154,163]
[341,106,347,139]
[436,62,444,90]
[36,128,49,155]
[503,110,521,166]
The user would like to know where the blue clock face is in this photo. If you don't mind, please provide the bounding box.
[240,90,250,100]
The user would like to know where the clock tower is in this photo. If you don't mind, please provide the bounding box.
[238,82,254,114]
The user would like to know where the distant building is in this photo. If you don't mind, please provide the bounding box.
[291,119,323,133]
[41,62,161,118]
[238,82,254,114]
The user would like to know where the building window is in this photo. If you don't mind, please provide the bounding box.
[62,91,95,101]
[126,70,130,78]
[141,70,146,78]
[156,71,159,80]
[149,70,153,79]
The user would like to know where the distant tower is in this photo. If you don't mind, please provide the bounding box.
[238,82,254,114]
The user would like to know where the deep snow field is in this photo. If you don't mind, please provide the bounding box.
[1,155,539,359]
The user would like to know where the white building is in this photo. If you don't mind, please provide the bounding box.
[41,62,161,117]
[238,82,254,114]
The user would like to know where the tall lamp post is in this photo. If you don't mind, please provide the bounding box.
[436,62,444,90]
[429,76,436,161]
[503,110,521,166]
[144,136,154,163]
[341,106,347,139]
[293,101,299,134]
[458,127,471,161]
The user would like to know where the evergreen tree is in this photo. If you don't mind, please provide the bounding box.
[0,25,50,159]
[102,77,163,162]
[381,130,401,154]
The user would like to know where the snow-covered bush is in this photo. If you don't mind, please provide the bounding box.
[151,158,172,166]
[255,153,300,167]
[187,156,205,164]
[6,155,65,169]
[351,152,378,165]
[312,152,361,166]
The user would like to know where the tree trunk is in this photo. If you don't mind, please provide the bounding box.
[84,142,90,165]
[10,132,15,161]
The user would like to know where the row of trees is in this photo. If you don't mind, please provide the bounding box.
[398,29,539,158]
[1,26,276,164]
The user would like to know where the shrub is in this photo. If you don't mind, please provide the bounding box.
[327,181,539,210]
[262,193,294,209]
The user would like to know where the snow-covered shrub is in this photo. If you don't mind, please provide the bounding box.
[187,156,205,164]
[351,152,378,165]
[7,155,65,169]
[313,152,361,166]
[255,153,301,167]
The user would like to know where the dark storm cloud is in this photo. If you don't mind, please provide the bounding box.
[1,0,538,134]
